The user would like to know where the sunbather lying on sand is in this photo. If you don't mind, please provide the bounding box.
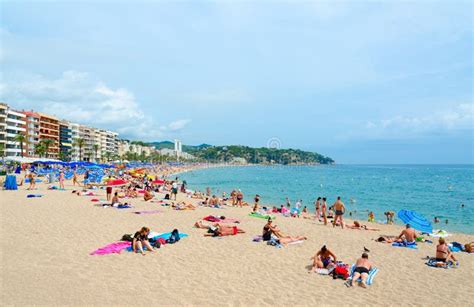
[195,221,245,236]
[346,221,380,231]
[262,218,307,245]
[144,190,154,201]
[172,202,197,210]
[376,235,397,243]
[348,253,372,288]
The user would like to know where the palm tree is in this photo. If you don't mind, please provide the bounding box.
[93,144,99,162]
[85,151,92,162]
[40,139,54,158]
[34,143,46,158]
[103,151,111,162]
[73,138,85,161]
[0,143,5,158]
[14,133,26,157]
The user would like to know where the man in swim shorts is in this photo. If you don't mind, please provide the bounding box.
[349,253,372,288]
[396,224,417,244]
[332,196,346,229]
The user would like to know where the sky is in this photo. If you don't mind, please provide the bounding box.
[0,0,472,163]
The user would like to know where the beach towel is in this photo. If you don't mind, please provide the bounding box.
[133,210,162,215]
[425,258,458,269]
[448,242,463,252]
[346,265,379,286]
[248,212,275,220]
[125,232,189,252]
[90,241,131,256]
[116,204,132,209]
[430,230,451,238]
[392,241,418,249]
[26,194,44,198]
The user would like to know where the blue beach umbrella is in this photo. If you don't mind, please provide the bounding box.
[397,210,433,234]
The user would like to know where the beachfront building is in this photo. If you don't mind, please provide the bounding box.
[21,111,41,157]
[0,103,7,156]
[69,122,80,161]
[105,130,118,157]
[59,120,72,161]
[78,125,95,161]
[5,106,27,157]
[38,112,60,159]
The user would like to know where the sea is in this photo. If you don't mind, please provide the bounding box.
[179,165,474,234]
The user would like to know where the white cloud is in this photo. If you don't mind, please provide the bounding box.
[0,71,189,141]
[165,119,191,131]
[363,103,473,139]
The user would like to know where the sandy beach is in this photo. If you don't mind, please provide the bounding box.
[1,176,473,306]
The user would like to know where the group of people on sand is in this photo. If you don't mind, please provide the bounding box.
[308,245,373,288]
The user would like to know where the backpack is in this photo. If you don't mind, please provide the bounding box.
[332,265,349,280]
[121,234,133,242]
[166,229,180,244]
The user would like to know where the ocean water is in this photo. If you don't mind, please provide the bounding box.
[179,165,474,234]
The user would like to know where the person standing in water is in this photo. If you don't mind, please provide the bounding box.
[332,196,346,229]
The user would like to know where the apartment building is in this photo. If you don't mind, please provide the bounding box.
[69,122,80,161]
[0,103,8,156]
[59,120,72,160]
[38,112,60,158]
[5,106,27,157]
[21,111,41,157]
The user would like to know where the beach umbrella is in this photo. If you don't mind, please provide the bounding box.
[106,179,128,187]
[397,210,433,234]
[152,179,165,184]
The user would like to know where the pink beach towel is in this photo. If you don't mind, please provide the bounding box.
[90,241,131,256]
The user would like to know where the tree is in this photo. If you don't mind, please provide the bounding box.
[40,139,54,158]
[73,138,85,161]
[14,133,26,157]
[93,144,99,162]
[103,151,111,162]
[58,151,66,161]
[85,151,92,161]
[0,143,5,158]
[34,143,46,158]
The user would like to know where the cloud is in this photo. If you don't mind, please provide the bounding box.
[0,71,188,141]
[165,119,191,131]
[362,103,473,139]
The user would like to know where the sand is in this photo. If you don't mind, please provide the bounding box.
[1,177,473,306]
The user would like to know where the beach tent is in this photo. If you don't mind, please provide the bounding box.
[397,210,433,234]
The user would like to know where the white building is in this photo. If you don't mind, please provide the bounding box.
[4,106,26,157]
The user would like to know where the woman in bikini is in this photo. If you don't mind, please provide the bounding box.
[309,245,337,273]
[436,237,457,263]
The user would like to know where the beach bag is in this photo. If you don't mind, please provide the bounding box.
[167,229,180,244]
[332,265,349,280]
[121,234,133,242]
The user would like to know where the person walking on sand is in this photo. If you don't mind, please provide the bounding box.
[171,181,178,200]
[72,169,79,186]
[348,253,372,288]
[315,197,321,221]
[322,197,328,225]
[332,196,346,229]
[59,171,65,190]
[27,172,36,190]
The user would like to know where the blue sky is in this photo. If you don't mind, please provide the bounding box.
[0,0,472,163]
